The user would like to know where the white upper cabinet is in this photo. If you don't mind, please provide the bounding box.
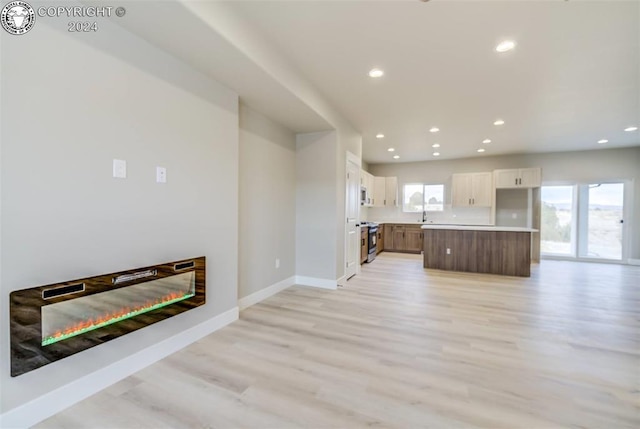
[370,176,398,207]
[519,168,542,187]
[360,170,377,206]
[452,172,493,207]
[384,176,398,207]
[360,169,370,206]
[362,174,398,208]
[494,168,541,189]
[373,177,386,207]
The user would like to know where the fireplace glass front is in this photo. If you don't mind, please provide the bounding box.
[41,271,195,346]
[11,256,205,377]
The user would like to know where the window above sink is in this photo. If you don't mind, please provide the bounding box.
[403,183,444,213]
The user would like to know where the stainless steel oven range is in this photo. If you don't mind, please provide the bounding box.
[365,222,378,263]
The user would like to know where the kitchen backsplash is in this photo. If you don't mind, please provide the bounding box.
[366,205,492,225]
[359,206,369,222]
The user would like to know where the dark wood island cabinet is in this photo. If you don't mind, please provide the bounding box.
[422,226,535,277]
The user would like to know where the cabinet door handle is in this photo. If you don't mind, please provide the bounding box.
[515,178,518,185]
[362,238,365,246]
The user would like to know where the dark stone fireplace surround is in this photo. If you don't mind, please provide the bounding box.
[10,256,206,377]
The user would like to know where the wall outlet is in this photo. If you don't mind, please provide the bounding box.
[156,166,167,183]
[275,258,280,269]
[446,248,451,255]
[113,159,126,179]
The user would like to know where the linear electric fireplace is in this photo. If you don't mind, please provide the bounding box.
[10,257,205,377]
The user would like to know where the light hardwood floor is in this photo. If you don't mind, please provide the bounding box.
[37,254,640,428]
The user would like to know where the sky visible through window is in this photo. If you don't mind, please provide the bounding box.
[403,184,444,212]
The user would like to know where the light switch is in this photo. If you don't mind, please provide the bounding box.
[156,166,167,183]
[113,159,126,179]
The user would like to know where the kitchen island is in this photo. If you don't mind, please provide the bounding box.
[421,225,536,277]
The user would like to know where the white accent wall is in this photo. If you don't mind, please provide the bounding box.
[181,1,362,284]
[296,131,339,282]
[0,17,239,414]
[239,104,296,300]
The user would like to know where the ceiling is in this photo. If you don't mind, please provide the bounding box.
[97,0,332,134]
[221,0,640,163]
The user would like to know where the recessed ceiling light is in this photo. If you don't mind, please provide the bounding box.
[495,40,516,53]
[429,127,439,133]
[624,126,638,132]
[432,143,440,148]
[393,155,400,159]
[376,133,385,138]
[597,139,608,144]
[387,148,395,152]
[433,152,440,157]
[369,68,384,78]
[482,139,491,144]
[477,148,486,153]
[494,119,505,126]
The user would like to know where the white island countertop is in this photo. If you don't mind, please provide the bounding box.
[420,224,538,232]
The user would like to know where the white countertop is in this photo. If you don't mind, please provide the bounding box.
[369,221,427,225]
[420,224,537,232]
[365,221,537,232]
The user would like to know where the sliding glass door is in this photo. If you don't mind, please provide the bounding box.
[541,183,625,261]
[578,183,624,260]
[541,186,575,256]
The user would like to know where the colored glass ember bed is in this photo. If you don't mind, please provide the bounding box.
[41,271,195,346]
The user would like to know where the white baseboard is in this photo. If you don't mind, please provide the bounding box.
[295,275,337,290]
[238,276,295,310]
[336,274,347,286]
[629,258,640,266]
[0,307,239,429]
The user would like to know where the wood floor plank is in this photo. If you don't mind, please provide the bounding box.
[35,254,640,428]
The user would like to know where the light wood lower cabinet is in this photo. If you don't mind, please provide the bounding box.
[423,229,531,277]
[383,224,423,254]
[376,225,384,254]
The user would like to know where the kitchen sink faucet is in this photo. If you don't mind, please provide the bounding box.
[421,210,427,222]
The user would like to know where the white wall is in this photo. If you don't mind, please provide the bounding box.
[296,131,338,282]
[182,1,362,283]
[0,16,239,413]
[239,104,296,299]
[369,147,640,259]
